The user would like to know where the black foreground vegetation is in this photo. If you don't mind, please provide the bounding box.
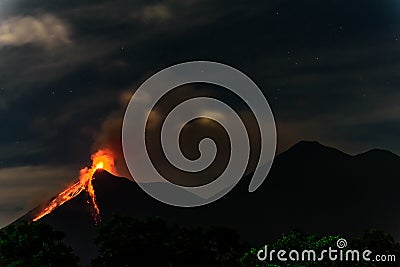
[0,221,79,267]
[1,215,399,267]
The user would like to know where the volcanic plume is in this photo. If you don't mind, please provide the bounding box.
[33,149,117,223]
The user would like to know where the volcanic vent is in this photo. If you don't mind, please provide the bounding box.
[33,149,117,223]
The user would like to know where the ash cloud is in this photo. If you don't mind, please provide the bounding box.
[92,91,133,179]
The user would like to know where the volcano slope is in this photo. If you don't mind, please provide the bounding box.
[19,141,400,265]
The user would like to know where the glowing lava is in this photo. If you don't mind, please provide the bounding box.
[33,149,117,223]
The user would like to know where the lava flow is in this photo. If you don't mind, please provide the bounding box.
[33,149,117,223]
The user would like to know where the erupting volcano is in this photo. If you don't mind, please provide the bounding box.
[33,149,117,223]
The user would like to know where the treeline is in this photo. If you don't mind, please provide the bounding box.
[0,215,399,266]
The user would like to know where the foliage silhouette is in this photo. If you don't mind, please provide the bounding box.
[0,221,79,267]
[240,230,400,267]
[91,214,248,267]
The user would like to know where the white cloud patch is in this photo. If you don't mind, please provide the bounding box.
[0,14,70,49]
[133,3,172,22]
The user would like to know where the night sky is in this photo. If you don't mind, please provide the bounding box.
[1,0,400,227]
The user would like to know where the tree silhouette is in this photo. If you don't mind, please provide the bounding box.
[240,230,400,267]
[351,229,400,267]
[91,214,248,267]
[240,230,341,267]
[0,221,79,267]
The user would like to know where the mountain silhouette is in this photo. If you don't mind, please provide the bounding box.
[18,141,400,264]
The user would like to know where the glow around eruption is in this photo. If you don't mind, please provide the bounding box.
[33,149,117,223]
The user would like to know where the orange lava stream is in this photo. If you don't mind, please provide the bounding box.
[33,149,117,223]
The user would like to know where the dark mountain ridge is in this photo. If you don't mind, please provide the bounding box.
[17,141,400,265]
